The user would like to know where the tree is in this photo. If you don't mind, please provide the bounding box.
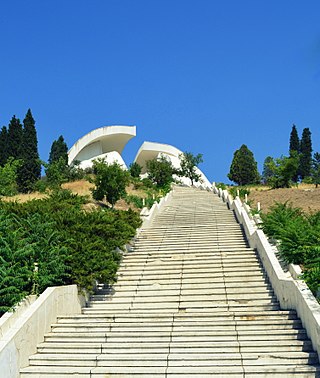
[289,124,300,182]
[0,126,8,166]
[146,156,174,188]
[289,124,300,155]
[262,156,274,185]
[311,152,320,188]
[7,115,23,160]
[0,158,22,196]
[45,157,69,187]
[48,135,68,165]
[129,162,142,178]
[264,154,299,189]
[228,145,260,185]
[299,128,312,180]
[179,152,203,186]
[91,159,130,208]
[17,109,41,192]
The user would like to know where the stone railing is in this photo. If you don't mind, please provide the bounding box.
[213,185,320,359]
[0,285,84,378]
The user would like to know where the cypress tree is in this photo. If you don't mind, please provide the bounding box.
[299,128,312,179]
[228,144,260,185]
[289,125,300,182]
[17,109,41,192]
[48,135,68,165]
[289,124,300,154]
[0,126,8,166]
[7,115,23,160]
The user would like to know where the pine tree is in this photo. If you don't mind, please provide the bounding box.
[228,144,260,185]
[17,109,41,192]
[7,115,23,160]
[289,125,300,182]
[299,128,312,180]
[48,135,68,165]
[0,126,8,166]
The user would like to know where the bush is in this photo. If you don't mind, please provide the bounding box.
[0,189,141,314]
[261,202,320,298]
[228,186,250,200]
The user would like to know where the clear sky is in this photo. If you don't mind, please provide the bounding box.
[1,1,320,183]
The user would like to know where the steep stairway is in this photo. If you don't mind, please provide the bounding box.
[20,186,320,377]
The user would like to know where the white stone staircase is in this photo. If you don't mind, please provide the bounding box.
[20,186,320,377]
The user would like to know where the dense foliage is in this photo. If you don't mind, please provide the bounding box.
[263,154,299,189]
[228,144,260,185]
[146,156,175,190]
[0,189,141,315]
[261,203,320,298]
[91,160,130,207]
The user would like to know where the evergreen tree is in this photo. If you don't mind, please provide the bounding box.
[289,124,300,155]
[228,144,260,185]
[262,156,274,185]
[7,115,23,160]
[299,128,312,180]
[311,152,320,188]
[48,135,68,165]
[17,109,41,192]
[289,124,300,182]
[0,126,8,166]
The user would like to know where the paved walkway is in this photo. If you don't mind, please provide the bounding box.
[21,186,320,377]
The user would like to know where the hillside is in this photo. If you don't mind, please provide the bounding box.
[247,184,320,213]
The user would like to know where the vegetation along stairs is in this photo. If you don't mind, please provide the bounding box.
[20,186,320,377]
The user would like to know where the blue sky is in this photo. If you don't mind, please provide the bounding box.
[1,1,320,183]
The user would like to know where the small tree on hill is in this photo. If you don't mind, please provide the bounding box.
[91,160,130,208]
[262,156,274,185]
[179,152,203,186]
[299,128,312,180]
[264,154,299,189]
[129,162,142,178]
[0,126,8,166]
[49,135,68,165]
[0,158,22,196]
[17,109,41,192]
[228,145,260,185]
[146,156,174,189]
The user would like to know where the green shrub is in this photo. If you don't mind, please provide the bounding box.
[261,202,320,298]
[0,189,141,314]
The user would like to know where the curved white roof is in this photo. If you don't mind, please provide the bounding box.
[68,125,136,165]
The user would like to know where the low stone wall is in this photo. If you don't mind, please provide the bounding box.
[0,285,83,378]
[139,189,173,230]
[214,186,320,359]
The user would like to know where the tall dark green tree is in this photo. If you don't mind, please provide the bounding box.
[7,115,23,160]
[228,144,260,185]
[0,126,8,166]
[48,135,68,165]
[299,128,312,180]
[17,109,41,192]
[289,124,300,182]
[289,124,300,155]
[262,156,274,185]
